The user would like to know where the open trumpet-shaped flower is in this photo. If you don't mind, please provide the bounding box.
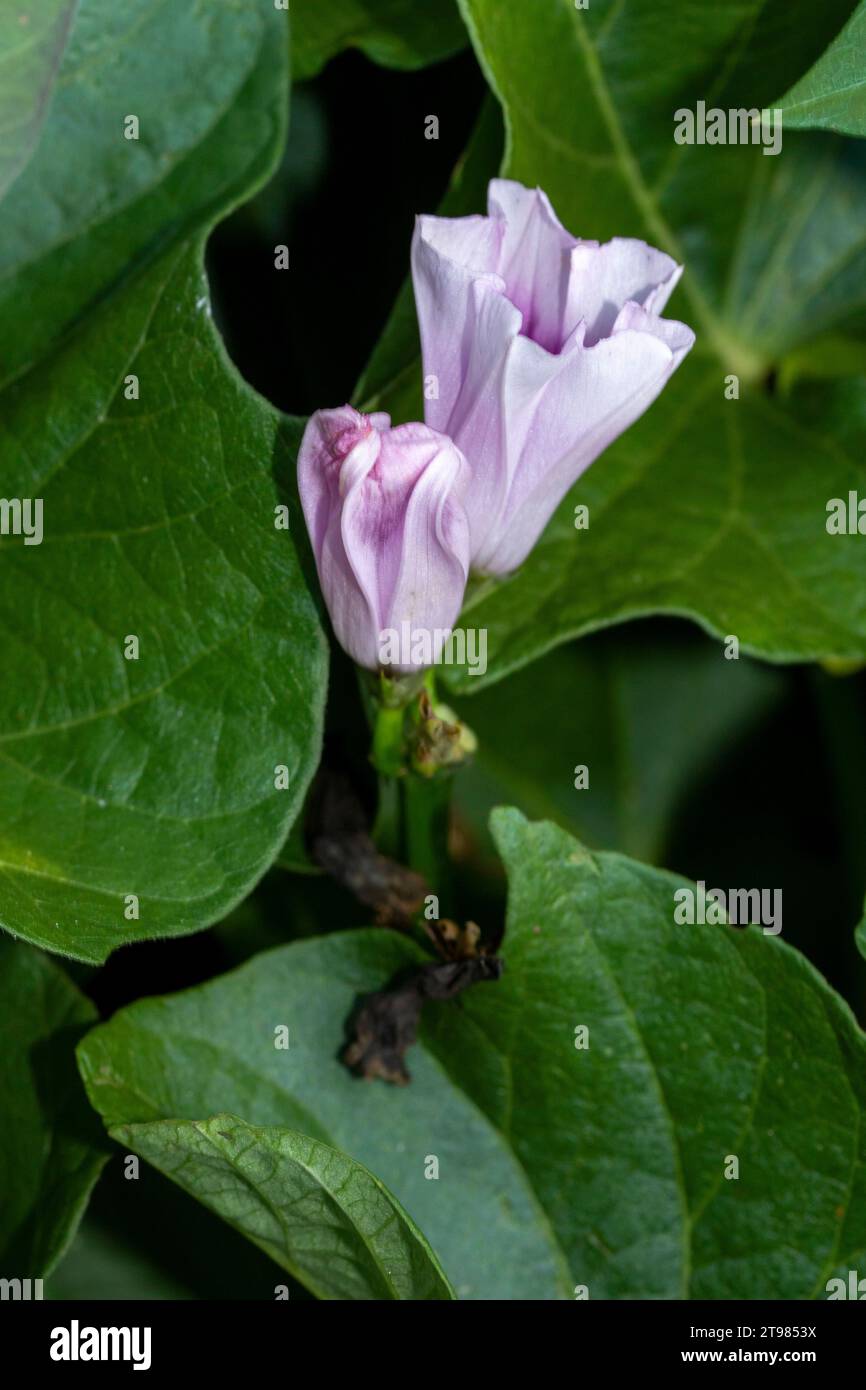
[298,406,470,672]
[411,179,695,575]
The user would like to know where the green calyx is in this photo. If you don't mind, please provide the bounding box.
[369,670,476,779]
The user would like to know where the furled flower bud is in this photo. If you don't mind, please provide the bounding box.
[412,179,695,575]
[298,406,470,672]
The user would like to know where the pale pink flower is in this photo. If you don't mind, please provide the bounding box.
[298,406,470,671]
[412,179,695,574]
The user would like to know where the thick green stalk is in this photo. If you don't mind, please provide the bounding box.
[402,773,453,903]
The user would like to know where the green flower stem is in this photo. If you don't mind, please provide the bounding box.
[371,702,406,778]
[401,772,453,898]
[365,667,458,901]
[372,774,402,862]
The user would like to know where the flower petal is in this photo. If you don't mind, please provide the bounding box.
[412,214,506,434]
[564,237,683,345]
[488,179,578,352]
[381,425,470,667]
[298,409,470,671]
[476,315,695,574]
[411,178,696,577]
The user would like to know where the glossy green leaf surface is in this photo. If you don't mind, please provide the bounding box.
[110,1113,455,1300]
[0,2,328,961]
[0,0,76,202]
[776,1,866,136]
